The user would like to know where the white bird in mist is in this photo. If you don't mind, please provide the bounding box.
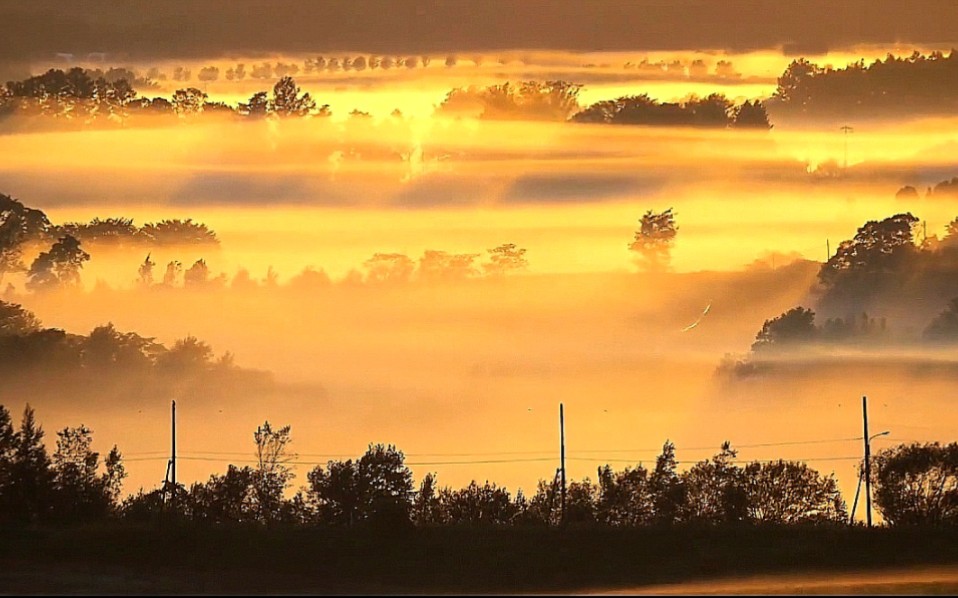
[681,301,712,332]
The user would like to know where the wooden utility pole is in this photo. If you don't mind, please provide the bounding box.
[559,403,566,525]
[862,395,872,528]
[171,399,177,509]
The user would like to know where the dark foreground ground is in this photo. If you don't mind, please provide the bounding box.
[2,525,958,595]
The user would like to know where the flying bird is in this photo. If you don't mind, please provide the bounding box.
[681,301,712,332]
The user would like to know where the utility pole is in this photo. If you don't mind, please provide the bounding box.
[559,403,566,525]
[171,399,177,509]
[849,465,864,525]
[862,395,872,528]
[827,238,831,262]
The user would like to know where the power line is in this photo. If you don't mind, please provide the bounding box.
[175,455,560,466]
[569,436,865,453]
[568,456,864,465]
[123,435,869,459]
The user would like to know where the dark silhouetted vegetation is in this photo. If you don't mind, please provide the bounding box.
[2,405,951,533]
[0,302,272,405]
[768,51,958,123]
[725,207,958,377]
[871,442,958,526]
[436,81,583,121]
[573,94,771,129]
[1,406,956,592]
[629,208,678,272]
[0,404,123,524]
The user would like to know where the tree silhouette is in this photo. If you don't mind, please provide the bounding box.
[81,323,161,371]
[170,88,208,117]
[26,235,90,292]
[364,253,415,284]
[306,444,413,526]
[137,219,218,246]
[197,66,220,83]
[136,254,155,287]
[184,259,210,288]
[241,91,270,118]
[682,442,748,524]
[252,421,295,524]
[820,213,919,285]
[573,94,752,128]
[437,80,582,121]
[650,441,686,525]
[0,300,41,336]
[188,465,257,523]
[438,480,517,525]
[0,404,14,520]
[60,217,137,245]
[271,77,317,118]
[895,186,920,201]
[732,100,772,129]
[751,307,817,351]
[6,405,53,522]
[596,463,653,526]
[871,442,958,526]
[483,243,528,276]
[50,425,125,521]
[0,194,54,284]
[629,208,677,272]
[412,472,442,526]
[742,460,846,524]
[417,250,479,282]
[768,51,958,122]
[307,458,362,525]
[162,260,183,286]
[155,336,214,375]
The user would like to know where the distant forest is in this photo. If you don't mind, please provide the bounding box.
[0,300,272,406]
[0,192,531,295]
[2,51,956,132]
[0,68,769,130]
[767,51,958,122]
[0,193,218,289]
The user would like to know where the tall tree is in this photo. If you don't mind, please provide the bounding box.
[7,405,53,522]
[25,235,90,291]
[50,425,125,521]
[0,300,41,336]
[271,77,317,118]
[412,472,442,526]
[871,442,958,526]
[681,442,748,524]
[0,404,15,519]
[649,441,686,524]
[629,208,678,272]
[252,421,295,524]
[743,460,846,524]
[170,88,208,117]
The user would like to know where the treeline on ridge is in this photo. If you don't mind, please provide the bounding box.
[4,50,957,131]
[0,300,271,403]
[723,209,958,376]
[768,50,958,122]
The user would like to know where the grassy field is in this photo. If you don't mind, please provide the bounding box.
[2,524,958,594]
